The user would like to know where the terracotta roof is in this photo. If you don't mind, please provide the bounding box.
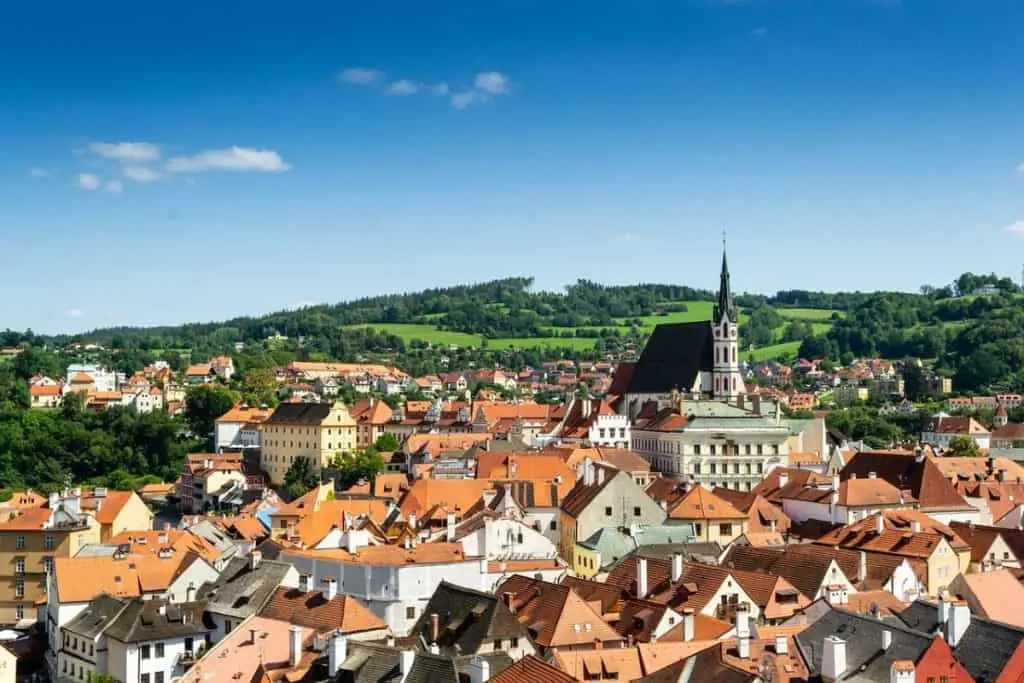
[29,384,61,396]
[53,551,204,603]
[348,399,394,425]
[787,452,823,467]
[343,473,408,500]
[496,575,624,648]
[176,616,317,683]
[216,404,272,424]
[108,529,222,563]
[476,453,574,482]
[815,510,970,558]
[399,479,493,517]
[79,490,139,525]
[779,477,914,507]
[184,363,213,377]
[840,451,974,512]
[951,570,1024,628]
[404,433,491,455]
[70,372,94,383]
[844,590,909,617]
[751,467,831,503]
[945,521,1013,563]
[931,456,1024,484]
[489,655,577,683]
[665,485,746,521]
[560,466,619,519]
[659,614,734,642]
[259,587,386,634]
[281,542,473,567]
[924,416,990,435]
[286,499,392,545]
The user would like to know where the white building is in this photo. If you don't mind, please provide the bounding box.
[213,405,271,452]
[280,533,487,637]
[65,364,118,393]
[779,473,917,525]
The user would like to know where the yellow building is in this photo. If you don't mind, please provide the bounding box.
[261,402,358,485]
[0,493,100,625]
[78,488,154,542]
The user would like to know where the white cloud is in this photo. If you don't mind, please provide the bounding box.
[88,141,162,162]
[77,173,101,190]
[338,67,385,85]
[63,308,85,319]
[105,180,123,194]
[1005,221,1024,236]
[432,83,450,96]
[29,167,52,178]
[474,72,509,95]
[451,91,486,110]
[387,79,420,95]
[123,166,161,183]
[165,146,291,173]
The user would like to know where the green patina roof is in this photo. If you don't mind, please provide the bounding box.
[579,524,697,568]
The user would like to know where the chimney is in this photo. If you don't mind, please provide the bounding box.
[778,472,789,489]
[430,612,440,644]
[821,636,848,681]
[400,651,416,681]
[937,593,951,625]
[503,592,515,614]
[682,608,695,642]
[323,577,338,601]
[775,634,788,656]
[446,512,457,542]
[597,465,605,485]
[429,643,440,655]
[329,631,348,677]
[408,512,417,530]
[671,553,683,583]
[289,625,303,667]
[858,551,868,585]
[891,661,916,683]
[738,633,750,660]
[250,550,262,571]
[832,473,841,491]
[735,604,751,639]
[469,655,490,683]
[946,600,971,648]
[911,520,921,533]
[249,628,259,646]
[876,514,885,535]
[882,630,892,651]
[637,558,649,599]
[48,492,59,508]
[186,582,196,602]
[869,471,877,480]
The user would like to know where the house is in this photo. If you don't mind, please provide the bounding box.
[948,569,1024,629]
[922,416,992,450]
[279,540,486,636]
[544,397,630,448]
[408,580,534,660]
[495,575,624,654]
[559,459,666,566]
[572,525,696,579]
[645,481,747,545]
[444,512,566,590]
[556,446,655,487]
[0,491,101,625]
[259,583,389,641]
[211,355,235,381]
[349,398,394,449]
[196,552,297,641]
[777,472,917,526]
[840,450,980,523]
[260,402,358,485]
[183,363,216,384]
[814,510,971,595]
[78,488,154,542]
[29,383,62,409]
[55,594,128,683]
[214,404,272,451]
[102,598,212,683]
[711,489,792,535]
[945,521,1020,571]
[179,454,251,515]
[489,656,577,683]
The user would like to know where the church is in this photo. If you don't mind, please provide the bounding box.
[612,245,746,421]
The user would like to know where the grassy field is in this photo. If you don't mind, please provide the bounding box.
[777,308,839,321]
[345,324,483,347]
[745,340,803,362]
[487,337,599,350]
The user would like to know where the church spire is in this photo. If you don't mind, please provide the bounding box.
[714,233,736,323]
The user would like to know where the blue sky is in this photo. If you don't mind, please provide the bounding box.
[3,0,1024,333]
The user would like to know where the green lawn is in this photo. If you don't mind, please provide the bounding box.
[488,337,599,350]
[745,340,803,362]
[345,324,483,347]
[777,308,839,321]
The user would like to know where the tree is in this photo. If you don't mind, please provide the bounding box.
[284,457,318,500]
[946,435,981,458]
[184,385,238,444]
[374,433,400,452]
[240,368,278,407]
[329,448,386,490]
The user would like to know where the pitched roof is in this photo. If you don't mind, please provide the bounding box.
[216,404,273,424]
[488,655,577,683]
[815,509,971,558]
[951,569,1024,628]
[496,575,624,648]
[778,477,914,507]
[476,453,574,482]
[259,586,386,634]
[840,450,974,512]
[622,322,714,394]
[196,556,294,620]
[408,580,527,655]
[264,402,338,425]
[560,466,620,518]
[104,599,212,643]
[665,485,746,521]
[63,594,131,639]
[80,490,140,525]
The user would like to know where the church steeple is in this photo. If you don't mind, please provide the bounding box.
[713,236,736,324]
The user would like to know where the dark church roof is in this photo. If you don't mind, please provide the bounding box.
[621,321,714,394]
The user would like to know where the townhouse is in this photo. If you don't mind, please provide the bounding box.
[213,404,271,452]
[644,480,747,545]
[260,402,358,485]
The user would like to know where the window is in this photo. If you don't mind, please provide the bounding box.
[720,524,733,536]
[89,644,94,656]
[605,507,613,517]
[550,520,557,530]
[633,506,642,517]
[44,535,54,551]
[710,445,716,456]
[155,643,165,658]
[694,445,701,456]
[225,620,233,634]
[15,605,23,620]
[695,524,702,536]
[156,673,165,683]
[14,558,24,574]
[141,644,151,659]
[406,606,416,619]
[709,463,717,474]
[493,639,503,649]
[44,557,53,573]
[141,675,150,683]
[16,536,24,550]
[14,581,23,598]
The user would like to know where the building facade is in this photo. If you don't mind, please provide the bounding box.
[261,402,358,485]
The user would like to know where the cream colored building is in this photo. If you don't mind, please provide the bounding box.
[0,492,100,625]
[261,402,357,485]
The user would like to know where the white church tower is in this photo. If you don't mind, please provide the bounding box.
[712,241,744,401]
